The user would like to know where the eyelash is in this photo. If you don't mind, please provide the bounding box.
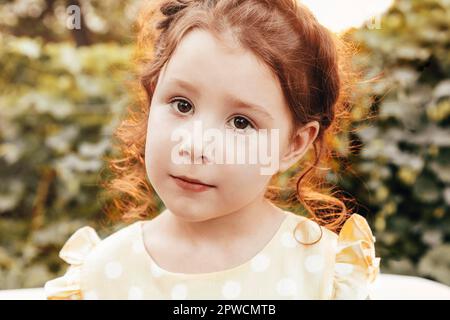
[168,97,258,132]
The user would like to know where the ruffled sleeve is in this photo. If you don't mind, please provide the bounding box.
[331,213,381,300]
[44,226,101,300]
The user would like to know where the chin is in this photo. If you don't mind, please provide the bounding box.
[165,202,219,222]
[170,210,210,223]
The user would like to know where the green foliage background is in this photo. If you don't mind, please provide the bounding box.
[0,0,449,289]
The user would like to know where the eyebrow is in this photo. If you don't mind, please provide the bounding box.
[166,77,275,121]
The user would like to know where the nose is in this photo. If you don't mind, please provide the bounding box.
[177,120,211,165]
[178,139,208,164]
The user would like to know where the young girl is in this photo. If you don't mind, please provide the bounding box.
[44,0,380,300]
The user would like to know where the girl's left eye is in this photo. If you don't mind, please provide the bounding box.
[228,116,256,132]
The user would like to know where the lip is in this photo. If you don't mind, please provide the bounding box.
[169,175,216,192]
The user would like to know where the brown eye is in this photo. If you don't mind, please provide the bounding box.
[170,99,193,114]
[229,116,255,132]
[234,117,250,129]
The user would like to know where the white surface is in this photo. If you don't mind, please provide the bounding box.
[1,274,449,300]
[0,287,47,300]
[369,274,450,300]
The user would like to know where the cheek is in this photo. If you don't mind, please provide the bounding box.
[145,106,174,179]
[219,162,272,203]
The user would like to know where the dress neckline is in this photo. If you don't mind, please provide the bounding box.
[135,210,296,279]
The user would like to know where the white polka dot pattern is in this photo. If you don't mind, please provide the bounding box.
[280,231,297,248]
[304,254,325,273]
[128,286,144,300]
[335,263,354,276]
[150,262,165,277]
[104,261,123,279]
[276,278,297,296]
[293,220,322,244]
[171,284,188,299]
[43,212,379,300]
[83,290,99,300]
[222,281,241,299]
[250,253,271,272]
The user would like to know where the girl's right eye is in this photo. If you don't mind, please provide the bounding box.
[169,98,193,115]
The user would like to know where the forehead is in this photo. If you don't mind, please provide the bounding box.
[158,29,288,116]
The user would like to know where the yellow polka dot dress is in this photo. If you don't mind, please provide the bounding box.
[44,211,381,300]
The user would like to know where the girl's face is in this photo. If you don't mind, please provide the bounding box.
[145,29,316,222]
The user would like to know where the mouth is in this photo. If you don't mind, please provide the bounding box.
[169,174,216,191]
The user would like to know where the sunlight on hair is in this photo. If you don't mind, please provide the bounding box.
[300,0,394,33]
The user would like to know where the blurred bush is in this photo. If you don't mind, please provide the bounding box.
[343,0,450,285]
[0,35,132,288]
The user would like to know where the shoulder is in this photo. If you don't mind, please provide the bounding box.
[282,210,338,247]
[81,221,143,277]
[44,221,142,300]
[90,221,142,257]
[278,210,339,276]
[282,211,376,249]
[281,211,381,299]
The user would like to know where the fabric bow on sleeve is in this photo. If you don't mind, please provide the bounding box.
[331,214,381,299]
[44,226,101,300]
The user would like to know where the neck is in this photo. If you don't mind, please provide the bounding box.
[162,194,285,248]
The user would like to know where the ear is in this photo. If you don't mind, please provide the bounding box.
[278,121,320,173]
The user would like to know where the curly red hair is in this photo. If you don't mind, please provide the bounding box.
[101,0,363,235]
